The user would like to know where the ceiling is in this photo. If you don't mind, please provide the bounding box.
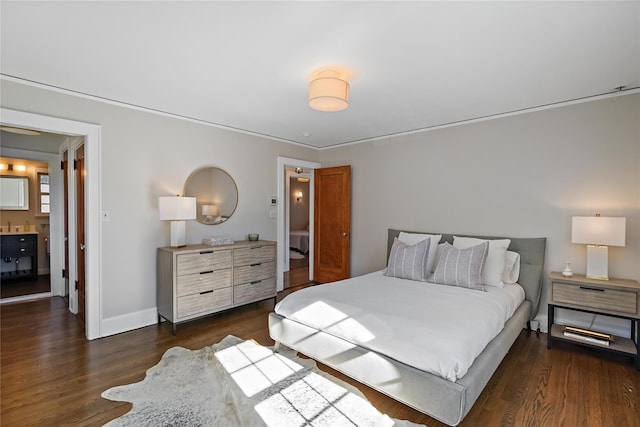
[1,1,638,149]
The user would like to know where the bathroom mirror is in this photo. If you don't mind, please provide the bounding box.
[184,167,238,225]
[0,176,29,210]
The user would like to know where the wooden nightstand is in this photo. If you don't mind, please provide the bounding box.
[547,271,640,369]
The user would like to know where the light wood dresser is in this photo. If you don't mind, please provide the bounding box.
[547,271,640,369]
[157,240,276,334]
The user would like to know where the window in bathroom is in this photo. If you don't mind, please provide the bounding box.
[38,172,50,216]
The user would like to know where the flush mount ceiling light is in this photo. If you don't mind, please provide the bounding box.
[0,126,41,136]
[308,69,350,112]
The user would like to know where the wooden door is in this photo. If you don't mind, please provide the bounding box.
[63,150,70,299]
[313,165,351,283]
[75,145,86,323]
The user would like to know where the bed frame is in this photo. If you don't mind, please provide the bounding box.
[269,229,546,426]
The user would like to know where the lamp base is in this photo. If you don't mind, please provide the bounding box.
[169,220,187,248]
[586,245,609,280]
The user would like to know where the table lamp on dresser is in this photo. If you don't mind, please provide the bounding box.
[159,195,196,248]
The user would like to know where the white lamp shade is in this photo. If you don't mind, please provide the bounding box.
[202,204,219,216]
[159,196,196,220]
[309,77,349,112]
[571,216,626,247]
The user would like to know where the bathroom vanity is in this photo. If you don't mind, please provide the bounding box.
[0,232,38,281]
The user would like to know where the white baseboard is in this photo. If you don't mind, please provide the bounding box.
[101,307,158,337]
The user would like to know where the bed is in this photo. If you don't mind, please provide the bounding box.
[289,229,309,253]
[269,229,546,426]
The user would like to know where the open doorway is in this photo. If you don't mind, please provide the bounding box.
[1,108,102,340]
[0,143,61,302]
[276,157,320,292]
[285,169,310,289]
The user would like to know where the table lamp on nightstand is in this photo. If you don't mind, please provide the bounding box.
[159,195,197,248]
[571,214,626,280]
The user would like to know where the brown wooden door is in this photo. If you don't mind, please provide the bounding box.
[313,165,351,283]
[75,145,86,323]
[63,150,70,298]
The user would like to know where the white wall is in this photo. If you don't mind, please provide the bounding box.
[1,80,319,334]
[320,93,640,333]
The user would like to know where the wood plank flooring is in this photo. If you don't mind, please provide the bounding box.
[1,291,639,426]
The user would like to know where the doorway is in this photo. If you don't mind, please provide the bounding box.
[0,108,102,340]
[284,170,310,289]
[0,153,58,303]
[276,157,320,292]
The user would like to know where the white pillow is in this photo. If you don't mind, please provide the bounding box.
[502,250,521,284]
[453,236,511,287]
[398,232,442,274]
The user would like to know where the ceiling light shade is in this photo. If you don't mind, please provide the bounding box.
[309,70,350,112]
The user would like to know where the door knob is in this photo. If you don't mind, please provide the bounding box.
[80,243,86,250]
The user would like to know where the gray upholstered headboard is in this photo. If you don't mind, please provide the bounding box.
[388,229,546,321]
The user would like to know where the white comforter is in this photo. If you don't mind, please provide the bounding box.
[275,270,524,381]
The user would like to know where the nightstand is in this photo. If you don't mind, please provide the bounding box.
[547,272,640,369]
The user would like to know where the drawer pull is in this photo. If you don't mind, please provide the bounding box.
[200,290,214,295]
[19,238,26,242]
[251,280,261,284]
[200,270,214,275]
[250,246,262,250]
[20,248,26,252]
[199,250,214,254]
[250,263,262,267]
[579,286,605,292]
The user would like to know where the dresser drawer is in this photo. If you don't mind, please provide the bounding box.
[234,244,275,266]
[176,249,232,275]
[234,261,275,285]
[177,269,231,297]
[177,287,232,319]
[234,278,276,305]
[552,282,637,314]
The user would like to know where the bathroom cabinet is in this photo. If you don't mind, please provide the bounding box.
[0,232,39,281]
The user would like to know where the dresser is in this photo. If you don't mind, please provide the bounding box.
[0,232,39,281]
[157,240,276,334]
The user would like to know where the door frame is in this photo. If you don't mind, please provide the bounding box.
[1,108,103,340]
[276,156,320,292]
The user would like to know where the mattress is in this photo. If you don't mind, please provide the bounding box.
[274,270,524,382]
[289,230,309,253]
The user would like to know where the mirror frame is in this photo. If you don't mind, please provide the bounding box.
[0,175,29,210]
[183,166,238,225]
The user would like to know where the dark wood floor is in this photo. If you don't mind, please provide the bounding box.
[1,274,51,299]
[1,290,639,427]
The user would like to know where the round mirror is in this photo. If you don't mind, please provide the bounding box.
[184,167,238,225]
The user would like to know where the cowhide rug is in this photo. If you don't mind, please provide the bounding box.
[102,335,425,427]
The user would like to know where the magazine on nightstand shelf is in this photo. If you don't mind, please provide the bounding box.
[562,325,614,346]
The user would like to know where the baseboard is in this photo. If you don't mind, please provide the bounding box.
[101,307,158,337]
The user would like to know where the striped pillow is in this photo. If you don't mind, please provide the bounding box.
[431,241,489,291]
[384,237,431,282]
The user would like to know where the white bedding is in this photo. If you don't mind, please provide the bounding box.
[289,230,309,253]
[274,270,524,381]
